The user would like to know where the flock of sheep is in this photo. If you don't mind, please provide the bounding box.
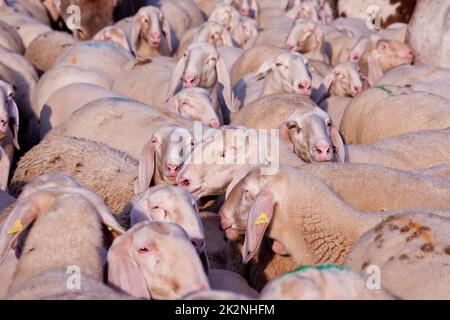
[0,0,449,300]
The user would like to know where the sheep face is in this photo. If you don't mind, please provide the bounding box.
[130,185,205,255]
[285,20,323,53]
[93,26,131,52]
[280,108,345,163]
[165,88,221,128]
[108,222,210,300]
[330,62,364,97]
[195,22,234,48]
[208,4,241,32]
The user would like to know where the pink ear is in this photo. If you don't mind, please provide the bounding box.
[130,15,142,55]
[134,139,156,194]
[7,97,19,150]
[0,147,10,191]
[242,189,275,264]
[0,191,53,265]
[367,54,383,86]
[107,234,150,299]
[329,125,345,163]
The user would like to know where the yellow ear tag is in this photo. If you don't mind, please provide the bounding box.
[107,226,113,232]
[7,219,24,235]
[255,212,269,225]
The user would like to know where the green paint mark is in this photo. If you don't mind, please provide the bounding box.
[374,85,395,96]
[286,263,348,275]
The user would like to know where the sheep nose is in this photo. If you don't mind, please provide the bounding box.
[298,81,312,96]
[164,163,180,176]
[285,43,295,51]
[183,75,197,88]
[150,32,161,41]
[208,119,220,128]
[353,85,363,93]
[313,141,333,162]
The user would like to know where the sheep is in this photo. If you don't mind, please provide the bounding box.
[231,16,258,50]
[233,52,313,111]
[0,182,127,299]
[0,49,39,142]
[0,12,52,48]
[177,22,234,58]
[230,93,316,127]
[345,211,450,299]
[220,164,450,245]
[39,83,126,139]
[24,31,76,74]
[0,20,24,54]
[340,85,450,144]
[407,0,450,68]
[228,167,450,272]
[11,127,195,222]
[349,35,414,85]
[112,56,177,106]
[259,265,393,299]
[118,6,173,57]
[32,65,112,121]
[54,40,134,82]
[161,87,221,128]
[0,80,19,159]
[311,62,364,104]
[0,0,50,26]
[168,42,235,121]
[232,97,346,163]
[93,26,132,53]
[208,4,242,34]
[345,128,450,171]
[285,19,330,64]
[47,97,193,160]
[175,125,306,199]
[230,45,287,86]
[226,0,259,19]
[107,221,210,299]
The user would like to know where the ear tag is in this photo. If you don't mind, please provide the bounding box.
[8,219,24,234]
[255,212,269,225]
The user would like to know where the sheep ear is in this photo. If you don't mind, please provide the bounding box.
[134,139,156,195]
[0,192,54,265]
[255,58,274,80]
[163,95,180,114]
[279,122,294,152]
[329,125,345,163]
[225,164,252,199]
[7,97,19,150]
[168,55,187,98]
[130,15,142,55]
[313,72,334,104]
[242,189,275,264]
[0,147,10,191]
[199,243,210,276]
[216,56,234,112]
[367,53,383,86]
[107,233,150,299]
[161,19,173,53]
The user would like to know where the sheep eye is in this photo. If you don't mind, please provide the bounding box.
[275,63,283,67]
[218,151,225,158]
[326,119,332,127]
[151,205,160,210]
